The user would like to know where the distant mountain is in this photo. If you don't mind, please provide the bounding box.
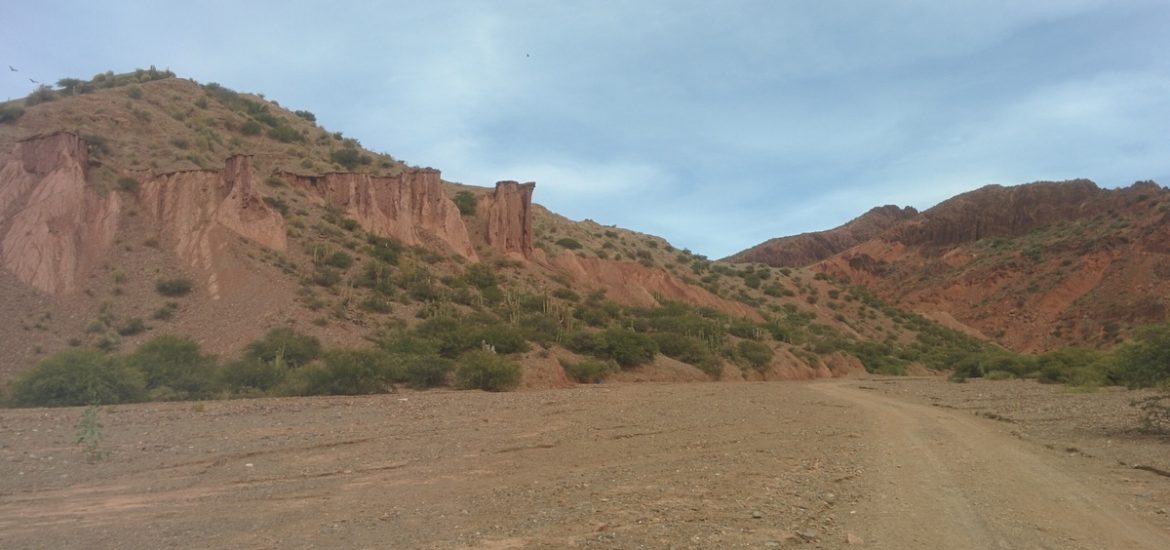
[724,205,918,266]
[729,179,1170,352]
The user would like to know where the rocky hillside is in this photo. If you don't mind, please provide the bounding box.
[725,205,918,266]
[730,179,1170,352]
[0,70,987,389]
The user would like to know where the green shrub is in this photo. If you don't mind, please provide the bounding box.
[116,318,147,336]
[294,349,399,395]
[155,277,193,297]
[1111,324,1170,388]
[122,335,217,399]
[0,104,25,123]
[729,320,762,339]
[116,177,140,193]
[463,263,497,289]
[262,196,289,216]
[454,191,477,215]
[245,327,321,368]
[652,332,713,366]
[736,340,774,372]
[267,125,304,143]
[560,358,617,383]
[556,238,583,250]
[312,267,341,287]
[402,355,453,388]
[331,147,369,169]
[359,295,393,313]
[25,85,56,106]
[7,350,145,407]
[1035,347,1107,385]
[240,120,263,136]
[551,288,579,302]
[455,351,521,391]
[323,250,354,269]
[414,316,529,357]
[293,109,316,122]
[217,358,285,394]
[567,328,658,369]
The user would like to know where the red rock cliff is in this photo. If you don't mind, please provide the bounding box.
[726,204,918,266]
[0,132,121,294]
[480,181,535,258]
[138,155,286,300]
[282,169,477,260]
[886,180,1107,248]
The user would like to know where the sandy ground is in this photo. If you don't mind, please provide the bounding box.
[2,377,1170,549]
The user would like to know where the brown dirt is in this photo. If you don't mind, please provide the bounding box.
[3,378,1169,549]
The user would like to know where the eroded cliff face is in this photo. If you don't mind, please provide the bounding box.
[480,181,535,258]
[549,251,762,320]
[0,133,121,294]
[282,169,477,261]
[138,155,286,300]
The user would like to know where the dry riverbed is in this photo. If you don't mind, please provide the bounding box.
[2,377,1169,549]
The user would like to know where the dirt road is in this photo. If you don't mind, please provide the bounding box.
[2,379,1169,548]
[811,383,1170,549]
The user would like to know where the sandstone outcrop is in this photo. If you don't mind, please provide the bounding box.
[0,132,121,294]
[726,205,917,266]
[138,155,286,299]
[282,169,477,261]
[549,251,762,320]
[480,181,535,258]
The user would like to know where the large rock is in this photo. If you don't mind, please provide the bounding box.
[283,168,477,261]
[0,133,121,294]
[138,155,287,300]
[480,180,535,258]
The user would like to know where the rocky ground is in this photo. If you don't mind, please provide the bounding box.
[1,377,1169,549]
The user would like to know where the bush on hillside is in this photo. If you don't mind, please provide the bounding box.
[122,335,217,400]
[155,277,193,297]
[7,350,145,407]
[217,357,286,395]
[0,104,24,124]
[567,328,658,369]
[560,358,617,383]
[245,327,322,368]
[402,355,454,388]
[455,351,521,391]
[291,349,400,396]
[454,191,477,216]
[736,340,774,372]
[1112,323,1170,388]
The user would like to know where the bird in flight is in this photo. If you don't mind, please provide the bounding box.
[29,78,39,84]
[8,65,17,72]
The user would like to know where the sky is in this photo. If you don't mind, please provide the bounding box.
[3,1,1169,258]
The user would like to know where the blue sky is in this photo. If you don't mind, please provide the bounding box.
[3,1,1168,258]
